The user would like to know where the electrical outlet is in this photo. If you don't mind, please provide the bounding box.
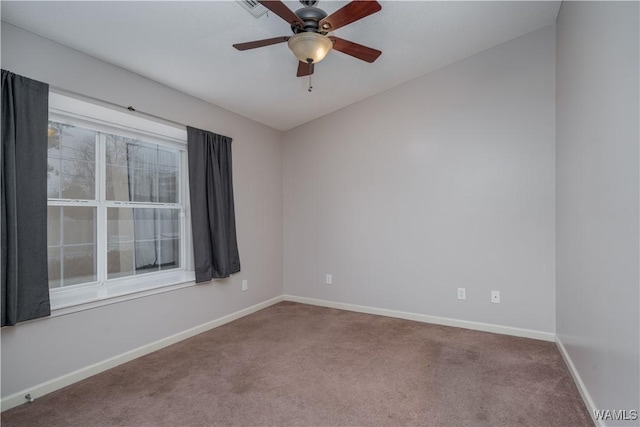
[457,288,466,300]
[491,290,500,303]
[242,280,248,291]
[325,274,332,285]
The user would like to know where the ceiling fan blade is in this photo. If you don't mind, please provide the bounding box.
[329,36,381,63]
[233,36,290,51]
[297,61,315,77]
[258,1,304,27]
[319,1,381,32]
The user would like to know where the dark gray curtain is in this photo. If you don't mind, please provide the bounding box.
[187,127,240,282]
[1,70,50,326]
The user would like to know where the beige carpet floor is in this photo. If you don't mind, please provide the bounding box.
[2,301,592,426]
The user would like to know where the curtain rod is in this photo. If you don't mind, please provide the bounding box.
[49,86,188,130]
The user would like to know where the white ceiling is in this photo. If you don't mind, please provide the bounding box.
[1,1,560,131]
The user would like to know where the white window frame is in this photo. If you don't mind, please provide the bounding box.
[48,92,195,310]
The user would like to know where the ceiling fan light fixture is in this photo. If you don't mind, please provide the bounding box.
[287,32,333,64]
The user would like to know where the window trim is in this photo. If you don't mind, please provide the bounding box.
[48,92,195,311]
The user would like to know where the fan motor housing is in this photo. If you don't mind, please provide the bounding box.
[292,6,328,34]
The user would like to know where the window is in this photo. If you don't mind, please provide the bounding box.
[47,93,193,309]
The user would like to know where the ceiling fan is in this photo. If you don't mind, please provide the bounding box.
[233,0,382,87]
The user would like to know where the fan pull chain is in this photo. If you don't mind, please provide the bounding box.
[308,73,313,92]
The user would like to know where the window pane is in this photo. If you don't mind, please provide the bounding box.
[48,246,61,288]
[158,209,180,238]
[158,149,179,203]
[47,206,97,289]
[107,207,134,242]
[159,209,180,271]
[106,136,179,203]
[135,241,159,273]
[61,159,95,200]
[63,206,96,245]
[47,206,61,246]
[61,207,97,286]
[134,208,158,241]
[107,207,180,279]
[158,171,179,203]
[63,244,96,286]
[106,165,130,201]
[160,239,180,270]
[108,242,134,279]
[47,157,61,199]
[47,122,96,200]
[107,207,134,279]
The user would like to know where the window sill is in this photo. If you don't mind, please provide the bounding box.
[49,270,196,318]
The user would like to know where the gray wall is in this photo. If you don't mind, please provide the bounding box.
[283,26,557,333]
[1,23,284,398]
[556,1,640,421]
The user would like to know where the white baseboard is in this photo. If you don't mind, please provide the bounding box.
[555,336,602,427]
[1,296,283,412]
[283,295,555,342]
